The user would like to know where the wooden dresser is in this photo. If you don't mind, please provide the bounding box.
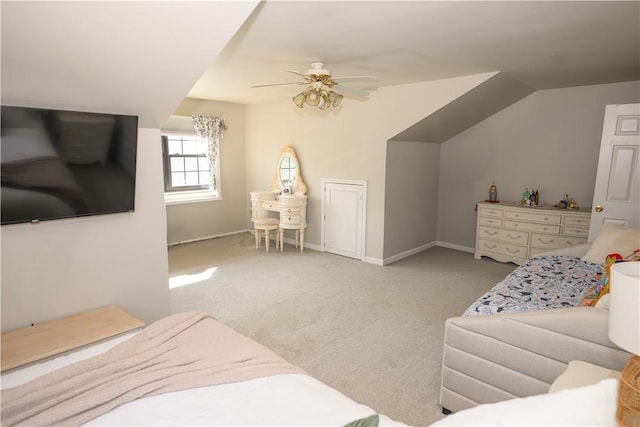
[1,305,144,373]
[475,201,591,264]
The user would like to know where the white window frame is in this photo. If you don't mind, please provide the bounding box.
[161,131,221,205]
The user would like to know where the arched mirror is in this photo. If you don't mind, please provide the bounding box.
[271,145,307,195]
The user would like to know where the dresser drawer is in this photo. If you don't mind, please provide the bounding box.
[478,226,529,245]
[530,233,588,249]
[477,238,528,258]
[505,210,561,224]
[478,206,503,218]
[505,220,560,234]
[281,215,301,225]
[263,201,279,210]
[479,216,503,227]
[562,226,589,237]
[564,215,590,227]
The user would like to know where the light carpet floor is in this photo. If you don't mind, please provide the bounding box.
[168,232,516,426]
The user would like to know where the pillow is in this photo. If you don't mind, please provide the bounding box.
[582,223,640,264]
[580,250,639,307]
[595,293,610,309]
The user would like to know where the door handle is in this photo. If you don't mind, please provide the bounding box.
[595,205,603,212]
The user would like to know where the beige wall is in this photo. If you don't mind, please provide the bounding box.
[1,128,171,332]
[163,79,640,263]
[165,99,248,244]
[436,80,640,250]
[245,73,496,262]
[383,141,440,261]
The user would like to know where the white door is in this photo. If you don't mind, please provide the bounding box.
[322,180,365,260]
[589,103,640,241]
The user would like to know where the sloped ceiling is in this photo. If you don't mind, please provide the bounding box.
[391,73,535,143]
[189,1,639,104]
[0,1,259,128]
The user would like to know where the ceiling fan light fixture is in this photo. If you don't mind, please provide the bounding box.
[305,89,321,106]
[291,87,344,110]
[292,92,306,108]
[328,91,343,107]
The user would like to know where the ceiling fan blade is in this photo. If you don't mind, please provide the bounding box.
[286,69,307,78]
[251,82,305,89]
[333,76,378,83]
[334,84,370,98]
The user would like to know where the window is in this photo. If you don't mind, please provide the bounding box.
[161,134,219,199]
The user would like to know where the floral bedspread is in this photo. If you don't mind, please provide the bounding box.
[463,255,603,317]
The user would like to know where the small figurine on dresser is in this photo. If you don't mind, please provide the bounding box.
[521,188,539,206]
[486,181,499,203]
[555,193,578,209]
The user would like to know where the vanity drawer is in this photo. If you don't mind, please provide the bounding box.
[505,220,560,234]
[281,215,301,225]
[282,207,301,216]
[562,226,589,237]
[530,233,588,249]
[263,201,280,210]
[477,238,527,259]
[478,226,528,245]
[478,206,503,218]
[479,216,503,227]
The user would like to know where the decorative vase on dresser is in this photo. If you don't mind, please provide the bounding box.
[475,201,591,264]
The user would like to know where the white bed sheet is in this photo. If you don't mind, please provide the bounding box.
[1,332,405,426]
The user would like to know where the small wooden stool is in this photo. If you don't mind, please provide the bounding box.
[253,218,280,252]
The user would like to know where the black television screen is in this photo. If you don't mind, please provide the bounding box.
[1,105,138,225]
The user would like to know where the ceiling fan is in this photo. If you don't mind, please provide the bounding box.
[251,62,377,109]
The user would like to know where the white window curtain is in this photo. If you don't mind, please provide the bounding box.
[191,115,227,190]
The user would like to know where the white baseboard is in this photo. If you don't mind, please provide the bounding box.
[168,229,250,246]
[382,242,436,265]
[436,241,475,253]
[381,241,475,265]
[363,256,384,266]
[169,234,475,266]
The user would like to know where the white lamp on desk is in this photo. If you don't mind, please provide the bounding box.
[609,261,640,427]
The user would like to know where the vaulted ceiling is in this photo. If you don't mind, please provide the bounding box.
[189,1,639,105]
[2,1,638,130]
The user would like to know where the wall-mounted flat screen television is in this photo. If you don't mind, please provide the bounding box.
[1,105,138,225]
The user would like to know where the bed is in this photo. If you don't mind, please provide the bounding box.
[440,223,639,414]
[0,312,404,426]
[462,254,603,316]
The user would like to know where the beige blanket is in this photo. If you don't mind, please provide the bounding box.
[1,312,306,426]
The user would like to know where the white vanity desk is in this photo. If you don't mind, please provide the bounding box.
[251,146,308,253]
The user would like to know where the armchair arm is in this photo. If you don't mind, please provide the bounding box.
[439,307,630,413]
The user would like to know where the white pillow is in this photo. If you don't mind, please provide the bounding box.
[431,378,618,426]
[582,223,640,264]
[595,293,610,310]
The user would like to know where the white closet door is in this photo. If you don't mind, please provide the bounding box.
[589,103,640,241]
[322,180,365,260]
